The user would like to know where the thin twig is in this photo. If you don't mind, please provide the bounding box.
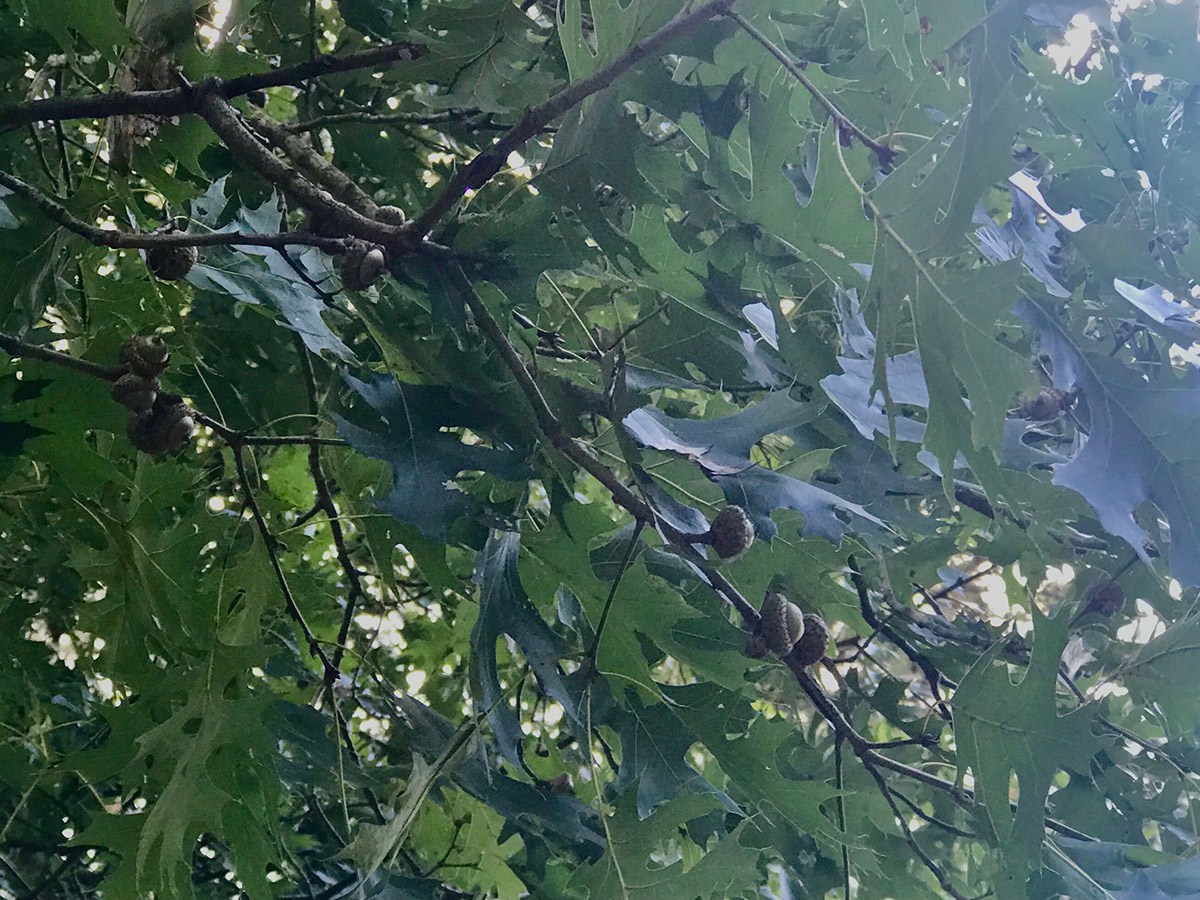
[848,556,952,720]
[287,108,493,132]
[835,736,851,900]
[448,263,659,525]
[232,442,339,683]
[726,10,896,170]
[584,520,645,667]
[0,43,424,129]
[292,335,365,682]
[930,564,997,601]
[410,0,739,239]
[0,169,349,253]
[891,786,977,840]
[0,331,122,381]
[861,761,973,899]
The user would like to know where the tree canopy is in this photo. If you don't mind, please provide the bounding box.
[2,0,1200,897]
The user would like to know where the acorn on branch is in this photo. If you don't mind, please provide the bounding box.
[339,240,387,290]
[145,243,199,281]
[120,335,170,379]
[111,372,158,412]
[694,505,755,559]
[792,614,830,667]
[759,590,805,657]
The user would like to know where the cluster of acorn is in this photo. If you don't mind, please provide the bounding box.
[745,591,829,666]
[110,336,195,455]
[682,506,828,665]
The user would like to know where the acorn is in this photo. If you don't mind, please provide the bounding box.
[110,372,158,412]
[705,505,755,559]
[759,591,805,657]
[120,335,170,379]
[339,240,387,290]
[375,205,407,225]
[792,614,830,667]
[145,243,199,281]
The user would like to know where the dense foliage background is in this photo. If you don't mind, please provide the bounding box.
[4,0,1200,896]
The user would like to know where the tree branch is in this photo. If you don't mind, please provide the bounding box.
[0,169,350,253]
[410,0,739,239]
[192,85,412,251]
[0,43,423,130]
[246,108,380,215]
[287,108,496,132]
[0,331,122,381]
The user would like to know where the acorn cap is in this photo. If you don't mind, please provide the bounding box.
[792,614,830,667]
[708,505,755,559]
[145,243,198,281]
[120,336,170,379]
[760,591,804,656]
